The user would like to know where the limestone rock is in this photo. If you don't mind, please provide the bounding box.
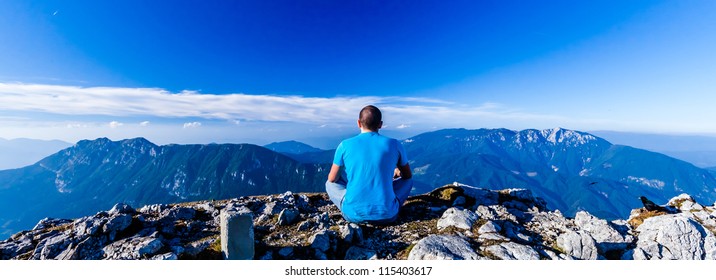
[57,235,107,260]
[261,201,282,215]
[309,230,331,252]
[408,234,480,260]
[109,203,136,215]
[151,252,178,260]
[500,188,535,202]
[437,207,479,230]
[35,233,74,260]
[220,206,254,260]
[344,246,377,260]
[0,236,34,260]
[668,193,703,211]
[502,222,531,243]
[103,236,163,260]
[484,242,540,260]
[574,211,633,253]
[139,204,168,215]
[103,214,133,240]
[165,207,196,221]
[193,202,215,212]
[691,210,716,229]
[478,233,510,242]
[297,220,315,231]
[556,230,599,260]
[478,220,501,234]
[73,216,107,236]
[183,238,215,258]
[277,191,295,203]
[340,223,363,244]
[459,184,499,206]
[541,249,575,260]
[277,208,300,226]
[296,194,313,212]
[526,210,572,246]
[314,213,332,229]
[633,214,716,260]
[476,205,517,223]
[32,218,73,231]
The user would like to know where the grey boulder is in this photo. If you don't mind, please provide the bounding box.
[408,234,480,260]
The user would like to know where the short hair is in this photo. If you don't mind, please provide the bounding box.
[359,105,382,131]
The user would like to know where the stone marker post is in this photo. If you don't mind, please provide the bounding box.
[220,206,254,260]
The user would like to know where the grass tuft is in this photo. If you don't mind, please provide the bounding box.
[628,209,667,229]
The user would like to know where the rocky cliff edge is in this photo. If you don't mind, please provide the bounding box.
[2,183,716,260]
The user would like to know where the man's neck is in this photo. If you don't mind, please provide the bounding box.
[360,128,379,133]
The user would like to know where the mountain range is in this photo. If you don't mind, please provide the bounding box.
[400,128,716,219]
[591,131,716,168]
[0,138,328,238]
[2,128,716,239]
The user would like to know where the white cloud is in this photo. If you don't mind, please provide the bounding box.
[139,121,150,127]
[66,123,87,129]
[183,122,202,129]
[396,124,410,129]
[0,82,572,130]
[109,121,124,128]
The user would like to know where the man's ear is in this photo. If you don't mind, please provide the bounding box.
[379,121,383,129]
[357,120,362,129]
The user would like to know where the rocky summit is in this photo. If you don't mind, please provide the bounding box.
[2,182,716,260]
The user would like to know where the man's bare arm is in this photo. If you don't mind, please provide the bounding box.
[397,163,412,180]
[327,164,341,183]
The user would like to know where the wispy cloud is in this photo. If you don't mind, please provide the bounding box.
[396,124,410,129]
[0,82,566,129]
[109,121,124,128]
[183,122,202,129]
[66,123,88,129]
[139,121,150,127]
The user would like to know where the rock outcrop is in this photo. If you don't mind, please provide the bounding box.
[2,183,716,260]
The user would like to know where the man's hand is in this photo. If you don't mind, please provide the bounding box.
[396,163,412,180]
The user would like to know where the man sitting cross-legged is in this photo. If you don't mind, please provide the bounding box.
[325,105,413,224]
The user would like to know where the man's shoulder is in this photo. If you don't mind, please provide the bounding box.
[339,133,401,148]
[338,134,361,145]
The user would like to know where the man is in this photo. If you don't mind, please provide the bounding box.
[325,105,413,224]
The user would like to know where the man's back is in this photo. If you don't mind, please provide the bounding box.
[333,131,408,222]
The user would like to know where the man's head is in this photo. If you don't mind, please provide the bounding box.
[358,105,382,132]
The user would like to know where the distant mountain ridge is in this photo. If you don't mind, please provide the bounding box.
[264,141,334,164]
[0,138,71,170]
[0,138,329,238]
[264,140,323,154]
[591,131,716,168]
[401,128,716,219]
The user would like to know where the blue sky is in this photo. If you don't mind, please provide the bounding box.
[1,1,715,147]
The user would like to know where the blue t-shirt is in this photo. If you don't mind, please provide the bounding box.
[333,131,409,222]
